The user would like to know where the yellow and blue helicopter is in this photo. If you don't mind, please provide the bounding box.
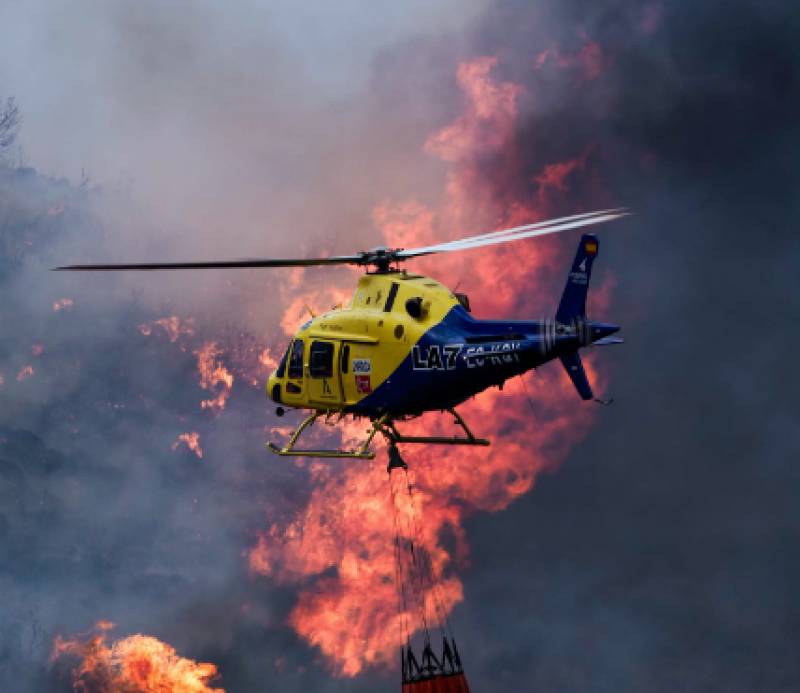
[56,208,628,465]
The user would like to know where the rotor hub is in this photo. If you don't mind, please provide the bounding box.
[359,246,403,273]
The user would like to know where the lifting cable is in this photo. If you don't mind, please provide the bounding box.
[390,471,416,650]
[388,451,470,691]
[390,467,431,644]
[402,467,454,644]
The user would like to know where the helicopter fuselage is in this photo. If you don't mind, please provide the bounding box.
[266,258,618,418]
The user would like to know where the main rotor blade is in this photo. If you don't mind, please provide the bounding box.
[53,208,630,272]
[396,208,630,258]
[53,255,363,271]
[409,209,622,249]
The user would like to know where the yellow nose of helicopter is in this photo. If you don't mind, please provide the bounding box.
[266,371,280,404]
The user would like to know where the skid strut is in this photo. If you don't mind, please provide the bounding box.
[267,409,489,459]
[374,409,490,447]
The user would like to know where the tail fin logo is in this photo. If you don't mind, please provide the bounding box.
[578,258,587,272]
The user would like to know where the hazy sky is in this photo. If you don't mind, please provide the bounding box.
[0,0,486,232]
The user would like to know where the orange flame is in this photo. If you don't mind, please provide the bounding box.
[258,348,278,370]
[172,432,204,459]
[138,316,196,342]
[424,56,522,165]
[52,621,224,692]
[249,56,613,676]
[195,342,234,413]
[156,316,196,342]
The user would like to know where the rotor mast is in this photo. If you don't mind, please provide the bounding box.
[359,246,404,274]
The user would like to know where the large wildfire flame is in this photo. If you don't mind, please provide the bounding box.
[52,621,224,692]
[248,55,614,676]
[109,53,612,679]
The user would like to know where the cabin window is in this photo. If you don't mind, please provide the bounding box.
[341,344,350,374]
[309,341,334,378]
[288,339,304,379]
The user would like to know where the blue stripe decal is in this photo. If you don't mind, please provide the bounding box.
[349,306,555,415]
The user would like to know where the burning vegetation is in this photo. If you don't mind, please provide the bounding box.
[172,432,204,459]
[51,621,225,692]
[195,342,234,413]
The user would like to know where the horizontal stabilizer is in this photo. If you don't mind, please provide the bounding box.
[592,336,624,346]
[559,352,593,400]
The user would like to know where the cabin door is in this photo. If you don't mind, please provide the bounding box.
[307,339,343,407]
[339,342,376,405]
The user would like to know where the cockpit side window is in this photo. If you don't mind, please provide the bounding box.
[288,339,304,379]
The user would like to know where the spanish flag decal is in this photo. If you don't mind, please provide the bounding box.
[585,240,598,255]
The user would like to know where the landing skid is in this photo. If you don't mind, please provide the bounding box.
[266,412,379,459]
[266,409,490,460]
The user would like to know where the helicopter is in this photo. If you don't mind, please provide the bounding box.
[56,208,629,465]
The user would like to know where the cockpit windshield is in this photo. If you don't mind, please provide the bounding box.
[287,339,304,379]
[276,343,290,378]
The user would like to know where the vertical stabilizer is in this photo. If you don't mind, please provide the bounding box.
[555,234,598,323]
